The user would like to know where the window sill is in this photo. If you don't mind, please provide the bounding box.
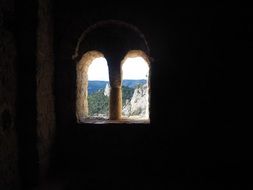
[78,118,150,124]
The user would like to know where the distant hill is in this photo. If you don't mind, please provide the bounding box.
[122,79,147,88]
[88,79,147,94]
[88,81,108,94]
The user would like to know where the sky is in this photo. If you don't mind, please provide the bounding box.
[88,57,149,81]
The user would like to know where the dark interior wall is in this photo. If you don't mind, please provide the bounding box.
[0,0,251,189]
[52,1,164,174]
[36,0,55,178]
[1,1,55,189]
[52,0,252,188]
[0,0,19,189]
[15,0,39,189]
[0,0,55,189]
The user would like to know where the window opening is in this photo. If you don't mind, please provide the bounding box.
[122,56,149,120]
[87,58,109,119]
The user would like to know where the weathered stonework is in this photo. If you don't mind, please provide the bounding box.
[76,51,104,121]
[76,43,151,122]
[36,0,55,178]
[73,21,151,122]
[0,1,18,188]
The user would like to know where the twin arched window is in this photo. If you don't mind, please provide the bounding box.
[76,50,150,123]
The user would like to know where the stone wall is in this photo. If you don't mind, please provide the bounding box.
[76,51,104,121]
[0,0,19,189]
[36,0,55,178]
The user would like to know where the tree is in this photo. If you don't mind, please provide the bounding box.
[122,86,134,106]
[88,90,109,116]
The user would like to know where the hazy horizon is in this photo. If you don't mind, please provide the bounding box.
[88,79,147,81]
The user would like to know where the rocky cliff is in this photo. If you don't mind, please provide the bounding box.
[122,84,149,118]
[104,83,110,97]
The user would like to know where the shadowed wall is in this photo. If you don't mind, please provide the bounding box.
[0,0,251,189]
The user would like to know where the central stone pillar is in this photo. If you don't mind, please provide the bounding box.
[108,59,122,120]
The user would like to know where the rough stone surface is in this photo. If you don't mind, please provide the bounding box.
[109,87,122,120]
[76,50,150,122]
[36,0,55,178]
[104,83,110,97]
[76,51,104,121]
[122,84,149,118]
[0,0,19,189]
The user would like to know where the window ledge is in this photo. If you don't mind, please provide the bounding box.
[78,118,150,124]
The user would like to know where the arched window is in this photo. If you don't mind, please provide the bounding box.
[76,51,109,122]
[87,57,109,119]
[76,50,150,123]
[74,20,151,124]
[121,50,150,120]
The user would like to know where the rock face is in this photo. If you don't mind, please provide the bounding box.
[122,84,149,118]
[104,83,110,97]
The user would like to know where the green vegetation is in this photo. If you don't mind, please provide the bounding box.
[88,90,109,116]
[88,86,135,116]
[122,86,134,106]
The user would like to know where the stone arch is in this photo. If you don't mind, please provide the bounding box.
[76,51,105,122]
[74,20,152,122]
[72,20,151,62]
[121,50,151,67]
